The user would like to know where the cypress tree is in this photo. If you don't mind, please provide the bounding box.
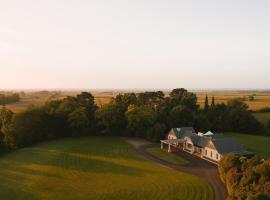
[211,96,215,108]
[204,95,209,111]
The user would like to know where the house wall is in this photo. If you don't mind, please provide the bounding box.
[184,138,194,153]
[167,130,177,140]
[203,147,221,162]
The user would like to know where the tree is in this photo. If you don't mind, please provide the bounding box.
[68,107,89,135]
[169,88,198,110]
[204,95,209,111]
[147,123,166,142]
[12,108,46,147]
[96,104,126,135]
[0,107,14,148]
[168,105,195,128]
[211,96,215,108]
[125,105,156,137]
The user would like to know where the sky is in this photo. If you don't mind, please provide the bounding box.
[1,0,270,90]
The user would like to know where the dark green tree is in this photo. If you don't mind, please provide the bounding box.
[96,104,126,135]
[211,96,215,108]
[204,95,209,111]
[125,105,156,137]
[168,105,195,128]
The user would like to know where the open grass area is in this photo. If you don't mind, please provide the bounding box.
[146,147,188,165]
[253,112,270,126]
[0,137,213,200]
[226,132,270,159]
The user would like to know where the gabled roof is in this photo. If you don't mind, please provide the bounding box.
[197,136,211,148]
[171,127,196,139]
[204,131,214,136]
[187,134,211,148]
[211,138,243,155]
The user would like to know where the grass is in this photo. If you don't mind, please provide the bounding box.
[0,137,213,200]
[226,132,270,159]
[146,147,188,165]
[253,112,270,126]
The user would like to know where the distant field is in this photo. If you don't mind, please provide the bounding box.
[0,137,213,200]
[253,112,270,126]
[3,90,270,113]
[146,147,188,165]
[226,132,270,159]
[196,91,270,111]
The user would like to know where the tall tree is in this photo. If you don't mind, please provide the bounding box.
[204,95,209,111]
[211,96,215,108]
[125,105,156,137]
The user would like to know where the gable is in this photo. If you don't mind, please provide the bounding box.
[167,129,176,139]
[206,140,217,150]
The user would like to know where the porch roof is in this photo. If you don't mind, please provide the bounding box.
[160,139,185,145]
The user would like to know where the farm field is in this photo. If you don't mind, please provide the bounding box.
[0,137,213,200]
[226,132,270,159]
[253,112,270,126]
[146,147,188,165]
[3,90,270,113]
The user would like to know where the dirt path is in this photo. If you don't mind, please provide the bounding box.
[123,137,227,200]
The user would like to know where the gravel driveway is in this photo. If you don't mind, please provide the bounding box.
[123,137,227,200]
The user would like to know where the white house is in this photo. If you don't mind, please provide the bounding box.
[161,127,253,164]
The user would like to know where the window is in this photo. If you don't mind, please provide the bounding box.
[216,154,219,160]
[210,151,212,157]
[187,143,192,149]
[205,150,207,155]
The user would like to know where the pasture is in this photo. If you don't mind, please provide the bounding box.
[253,112,270,126]
[226,132,270,159]
[0,137,213,200]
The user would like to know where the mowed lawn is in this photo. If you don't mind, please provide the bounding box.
[0,137,213,200]
[146,147,188,165]
[226,133,270,159]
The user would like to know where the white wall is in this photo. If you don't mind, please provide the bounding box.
[203,147,221,162]
[167,130,177,140]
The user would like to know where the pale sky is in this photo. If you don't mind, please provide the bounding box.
[1,0,270,90]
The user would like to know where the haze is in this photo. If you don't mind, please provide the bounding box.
[1,0,270,90]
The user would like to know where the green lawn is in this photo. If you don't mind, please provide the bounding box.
[0,137,213,200]
[226,132,270,159]
[146,147,188,165]
[253,112,270,126]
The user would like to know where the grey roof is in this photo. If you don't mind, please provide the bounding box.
[205,133,224,139]
[212,138,244,155]
[172,127,196,139]
[197,136,211,148]
[189,135,201,145]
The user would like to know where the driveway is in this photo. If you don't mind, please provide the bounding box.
[123,137,227,200]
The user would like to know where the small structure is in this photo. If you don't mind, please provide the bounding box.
[161,127,253,164]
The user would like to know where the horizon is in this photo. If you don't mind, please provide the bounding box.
[1,0,270,89]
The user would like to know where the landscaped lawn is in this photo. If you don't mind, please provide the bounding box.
[0,137,213,200]
[226,132,270,159]
[146,147,188,165]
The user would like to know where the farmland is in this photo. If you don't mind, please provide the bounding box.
[226,132,270,159]
[253,112,270,126]
[3,90,270,114]
[0,137,213,200]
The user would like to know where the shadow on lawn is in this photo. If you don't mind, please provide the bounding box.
[0,147,149,180]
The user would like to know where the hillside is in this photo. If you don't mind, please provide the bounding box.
[0,137,213,200]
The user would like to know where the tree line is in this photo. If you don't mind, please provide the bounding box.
[0,93,20,105]
[0,88,266,153]
[219,153,270,199]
